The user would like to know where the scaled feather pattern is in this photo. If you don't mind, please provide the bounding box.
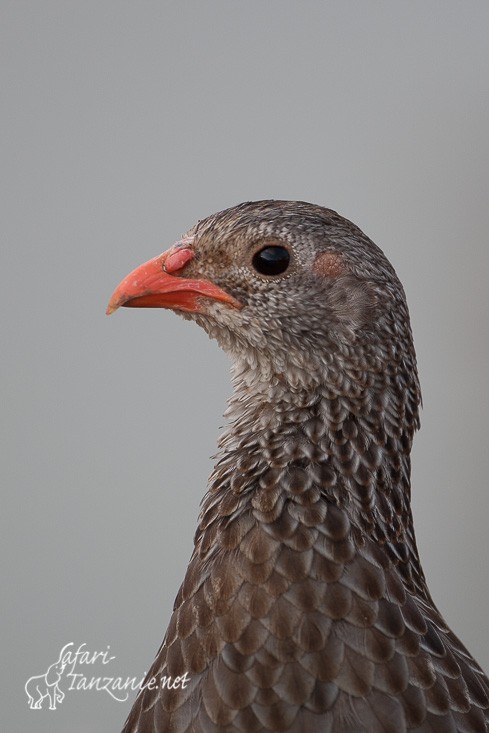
[109,201,489,732]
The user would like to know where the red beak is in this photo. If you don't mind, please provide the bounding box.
[106,242,241,315]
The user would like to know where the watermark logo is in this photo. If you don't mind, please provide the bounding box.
[25,642,190,710]
[25,643,71,710]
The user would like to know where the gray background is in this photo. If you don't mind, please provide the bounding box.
[2,1,489,731]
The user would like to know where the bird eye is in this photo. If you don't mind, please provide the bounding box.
[252,246,290,276]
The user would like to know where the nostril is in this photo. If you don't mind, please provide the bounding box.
[163,246,194,274]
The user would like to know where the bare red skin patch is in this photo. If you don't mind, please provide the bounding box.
[313,252,346,277]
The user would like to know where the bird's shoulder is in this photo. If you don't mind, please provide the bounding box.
[122,499,489,732]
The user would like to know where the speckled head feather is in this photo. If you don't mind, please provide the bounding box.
[181,201,409,381]
[114,201,489,732]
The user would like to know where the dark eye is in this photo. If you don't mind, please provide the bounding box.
[252,246,290,276]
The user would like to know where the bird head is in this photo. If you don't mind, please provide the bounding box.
[107,200,419,411]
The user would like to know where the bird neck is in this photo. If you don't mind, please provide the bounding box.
[205,353,425,589]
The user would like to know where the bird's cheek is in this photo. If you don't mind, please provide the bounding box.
[328,278,379,331]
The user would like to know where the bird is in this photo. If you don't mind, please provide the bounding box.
[107,200,489,732]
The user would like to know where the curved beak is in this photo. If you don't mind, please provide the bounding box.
[106,243,241,315]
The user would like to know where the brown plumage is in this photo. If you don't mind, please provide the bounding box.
[107,201,489,732]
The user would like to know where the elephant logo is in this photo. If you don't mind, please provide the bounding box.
[25,643,72,710]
